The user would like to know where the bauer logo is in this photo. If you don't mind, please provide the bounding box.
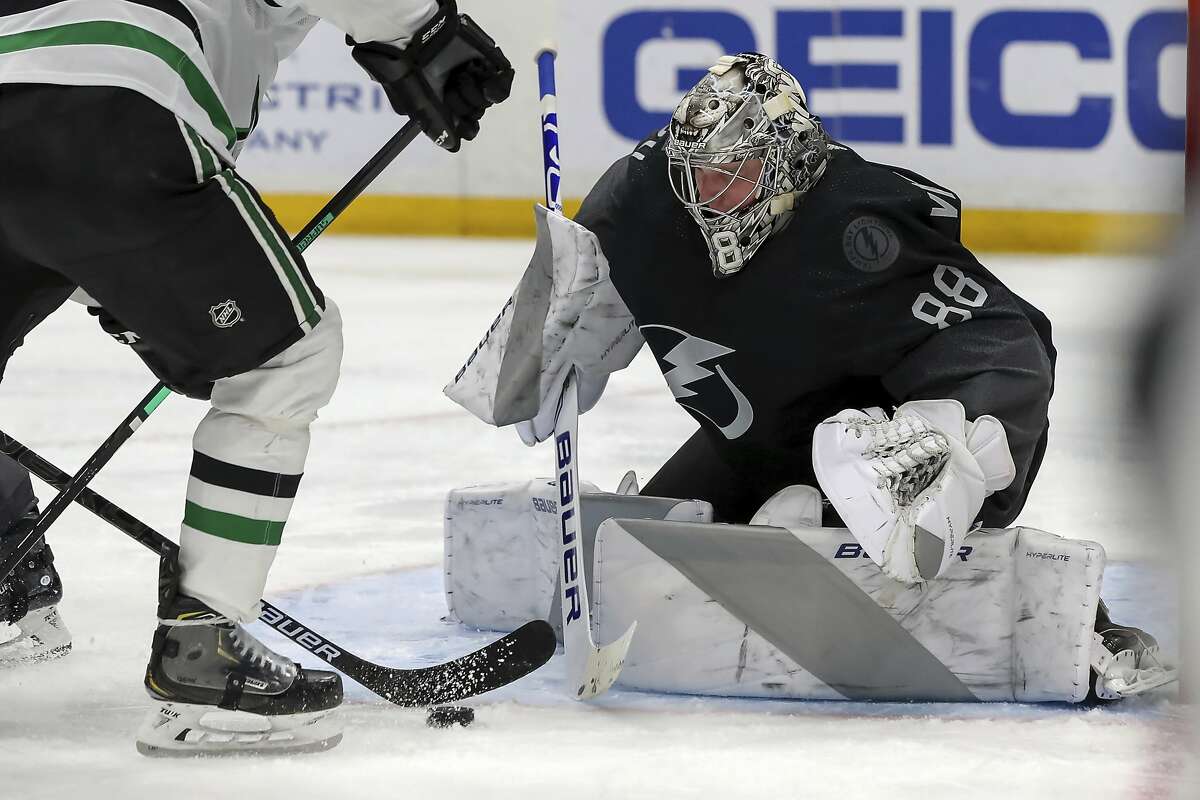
[209,300,243,329]
[259,605,343,662]
[835,542,974,562]
[556,431,583,626]
[453,295,515,384]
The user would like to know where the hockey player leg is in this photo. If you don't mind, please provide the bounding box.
[0,261,76,666]
[137,303,345,756]
[0,519,71,666]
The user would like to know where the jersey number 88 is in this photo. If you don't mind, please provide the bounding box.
[911,265,988,330]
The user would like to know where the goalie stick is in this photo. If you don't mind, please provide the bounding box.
[0,120,425,585]
[538,48,637,699]
[0,430,556,706]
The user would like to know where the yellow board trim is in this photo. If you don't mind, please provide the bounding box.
[263,193,1181,254]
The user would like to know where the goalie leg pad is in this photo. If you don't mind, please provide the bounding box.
[592,521,1103,703]
[443,480,711,633]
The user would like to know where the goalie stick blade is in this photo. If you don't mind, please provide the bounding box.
[568,621,637,700]
[329,619,558,707]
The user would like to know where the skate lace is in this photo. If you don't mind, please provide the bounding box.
[846,415,950,507]
[227,625,297,680]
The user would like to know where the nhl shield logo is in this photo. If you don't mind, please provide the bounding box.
[209,300,243,328]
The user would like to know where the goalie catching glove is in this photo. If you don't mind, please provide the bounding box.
[444,207,643,440]
[351,0,514,152]
[813,399,1016,584]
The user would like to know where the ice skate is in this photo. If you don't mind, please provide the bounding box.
[136,560,343,757]
[1088,601,1178,701]
[0,511,71,666]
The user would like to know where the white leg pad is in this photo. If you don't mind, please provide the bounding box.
[591,522,1104,703]
[443,479,711,632]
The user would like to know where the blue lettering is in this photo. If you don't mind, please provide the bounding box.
[305,129,330,153]
[275,129,305,152]
[1127,11,1186,152]
[777,10,904,143]
[564,585,582,624]
[563,543,578,582]
[920,10,954,145]
[555,431,572,473]
[290,82,321,110]
[969,11,1112,149]
[243,129,328,152]
[327,83,363,112]
[834,542,863,559]
[602,11,755,140]
[560,506,576,545]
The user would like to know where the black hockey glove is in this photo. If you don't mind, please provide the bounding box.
[87,307,213,399]
[88,305,140,346]
[350,0,514,152]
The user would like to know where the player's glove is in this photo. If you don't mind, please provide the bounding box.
[350,0,514,153]
[87,306,140,346]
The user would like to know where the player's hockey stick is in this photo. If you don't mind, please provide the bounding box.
[0,430,556,706]
[0,120,424,584]
[538,48,636,699]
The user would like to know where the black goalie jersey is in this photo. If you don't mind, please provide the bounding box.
[575,133,1056,527]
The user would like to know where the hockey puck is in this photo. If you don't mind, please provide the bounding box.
[425,706,475,728]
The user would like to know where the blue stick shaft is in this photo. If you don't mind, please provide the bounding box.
[536,49,562,213]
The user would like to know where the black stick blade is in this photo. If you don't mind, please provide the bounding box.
[337,620,557,707]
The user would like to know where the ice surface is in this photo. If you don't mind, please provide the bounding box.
[0,239,1192,798]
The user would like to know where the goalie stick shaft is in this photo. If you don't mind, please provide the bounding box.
[537,47,563,215]
[0,430,556,706]
[537,49,637,700]
[0,121,422,584]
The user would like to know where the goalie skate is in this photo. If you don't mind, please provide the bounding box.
[136,701,341,758]
[1089,604,1178,700]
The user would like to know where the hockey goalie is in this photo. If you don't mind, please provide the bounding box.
[443,53,1177,704]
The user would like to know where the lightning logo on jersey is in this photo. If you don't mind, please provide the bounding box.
[641,324,754,439]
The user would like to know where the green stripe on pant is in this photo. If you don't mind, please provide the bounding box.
[182,501,285,546]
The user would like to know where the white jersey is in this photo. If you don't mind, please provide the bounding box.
[0,0,437,162]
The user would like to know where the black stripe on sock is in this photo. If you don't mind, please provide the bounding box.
[3,0,204,49]
[190,452,302,499]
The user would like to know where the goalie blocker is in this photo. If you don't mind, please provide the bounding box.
[446,481,1149,703]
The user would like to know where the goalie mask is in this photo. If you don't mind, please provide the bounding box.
[666,53,830,277]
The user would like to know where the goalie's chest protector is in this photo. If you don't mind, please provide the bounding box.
[595,145,955,445]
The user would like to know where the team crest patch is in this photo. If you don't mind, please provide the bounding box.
[843,216,900,273]
[209,300,243,328]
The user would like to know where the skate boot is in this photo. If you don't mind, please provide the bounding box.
[1088,601,1178,701]
[136,556,342,757]
[0,511,71,666]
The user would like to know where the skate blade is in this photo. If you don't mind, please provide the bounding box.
[1103,664,1179,698]
[135,702,343,757]
[0,607,72,667]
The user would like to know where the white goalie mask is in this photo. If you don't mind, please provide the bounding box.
[666,53,830,277]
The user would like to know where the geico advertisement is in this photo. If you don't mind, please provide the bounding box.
[239,1,1185,214]
[560,0,1185,212]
